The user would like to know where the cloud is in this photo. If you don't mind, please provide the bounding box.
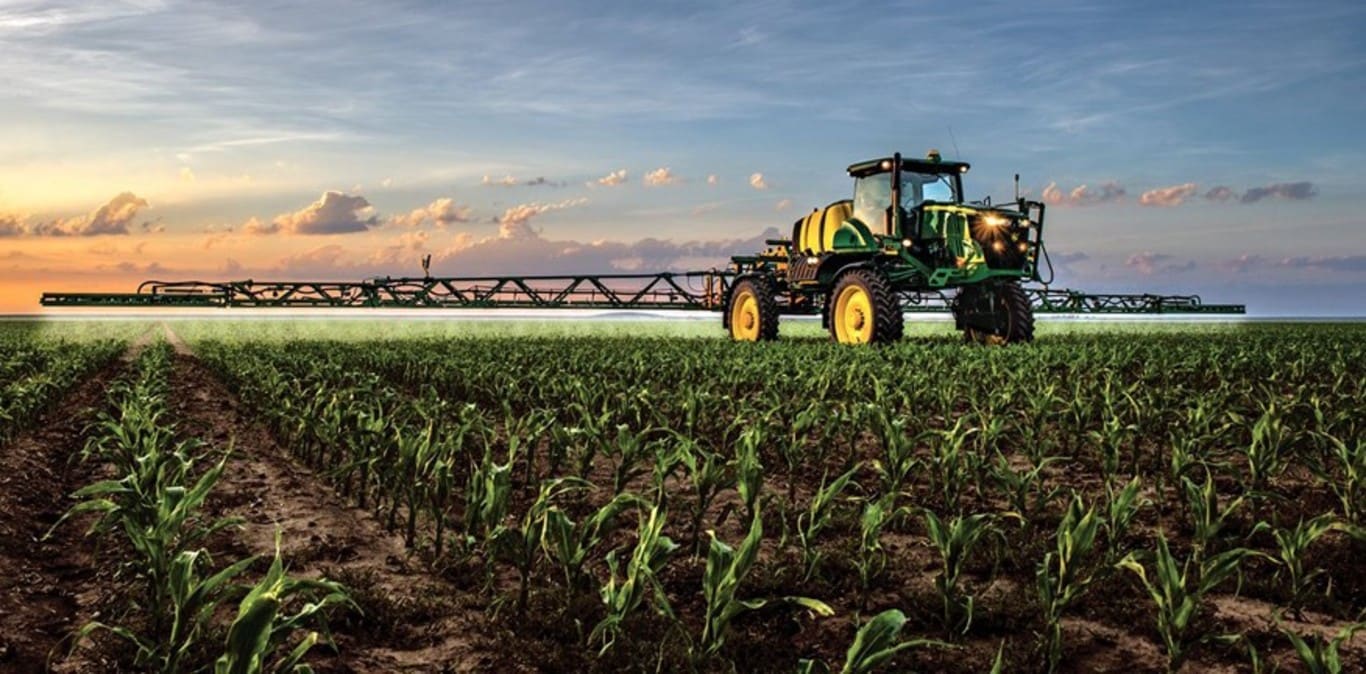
[1275,255,1366,273]
[749,173,768,190]
[493,197,588,239]
[591,169,627,187]
[707,174,719,186]
[1051,251,1089,266]
[643,167,681,186]
[1124,251,1174,275]
[179,167,195,182]
[1204,186,1236,202]
[1041,181,1126,206]
[270,191,377,235]
[1240,181,1316,203]
[775,199,791,211]
[29,192,151,236]
[241,217,277,235]
[1220,253,1366,275]
[0,213,24,237]
[1219,254,1265,274]
[481,175,518,187]
[380,177,393,188]
[392,198,473,228]
[1139,183,1198,207]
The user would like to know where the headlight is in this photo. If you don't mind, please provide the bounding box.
[901,239,913,248]
[982,215,1008,228]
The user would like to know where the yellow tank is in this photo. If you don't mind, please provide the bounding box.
[792,200,860,255]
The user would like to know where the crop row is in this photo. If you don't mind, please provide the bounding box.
[53,342,349,673]
[193,325,1366,672]
[0,334,124,442]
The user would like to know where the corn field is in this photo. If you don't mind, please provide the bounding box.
[1,321,1364,672]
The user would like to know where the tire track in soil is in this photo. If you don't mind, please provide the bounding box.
[163,335,495,673]
[0,328,156,673]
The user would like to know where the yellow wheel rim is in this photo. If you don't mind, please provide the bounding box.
[834,284,874,344]
[730,290,760,341]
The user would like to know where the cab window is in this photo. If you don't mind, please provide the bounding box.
[852,175,892,234]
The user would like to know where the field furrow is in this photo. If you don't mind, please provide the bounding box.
[166,351,496,673]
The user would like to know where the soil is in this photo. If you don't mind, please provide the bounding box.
[166,349,495,672]
[0,334,148,673]
[3,326,1363,673]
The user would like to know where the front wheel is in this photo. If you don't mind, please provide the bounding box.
[726,276,779,341]
[828,269,903,345]
[955,282,1035,345]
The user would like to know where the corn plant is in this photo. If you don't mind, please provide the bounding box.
[1311,434,1364,525]
[797,609,947,674]
[1182,471,1247,562]
[871,409,921,498]
[697,507,832,658]
[464,442,513,547]
[798,464,859,580]
[1117,534,1254,671]
[855,495,895,602]
[923,510,996,634]
[74,549,256,674]
[606,424,657,495]
[1241,402,1291,517]
[591,503,679,654]
[492,477,588,613]
[988,451,1060,536]
[215,535,352,674]
[927,418,979,514]
[1269,514,1344,617]
[541,491,644,593]
[1103,475,1146,563]
[733,426,766,523]
[1278,620,1364,674]
[672,435,728,555]
[1035,495,1102,672]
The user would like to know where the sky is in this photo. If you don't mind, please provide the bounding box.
[1,0,1364,315]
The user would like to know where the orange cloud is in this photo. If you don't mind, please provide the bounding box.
[643,167,680,186]
[270,191,377,235]
[1139,183,1198,207]
[22,192,152,236]
[391,198,473,228]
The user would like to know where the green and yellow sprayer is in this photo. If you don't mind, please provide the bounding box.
[41,151,1244,343]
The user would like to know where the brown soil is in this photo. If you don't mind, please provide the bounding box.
[165,348,495,672]
[4,327,1363,673]
[0,350,135,673]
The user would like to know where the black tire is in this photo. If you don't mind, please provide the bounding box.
[726,276,780,341]
[828,268,903,345]
[957,282,1034,345]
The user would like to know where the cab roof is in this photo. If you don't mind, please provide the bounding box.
[847,156,971,178]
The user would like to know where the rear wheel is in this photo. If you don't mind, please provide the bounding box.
[955,282,1034,345]
[829,269,903,345]
[726,276,779,341]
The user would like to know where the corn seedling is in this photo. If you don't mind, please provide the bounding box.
[1103,475,1146,564]
[697,507,832,658]
[797,609,948,674]
[592,503,679,654]
[541,490,644,593]
[1036,495,1102,672]
[1278,619,1364,674]
[798,463,860,580]
[924,510,995,635]
[215,535,352,674]
[734,425,766,523]
[1118,534,1254,671]
[1182,471,1246,562]
[1270,514,1343,617]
